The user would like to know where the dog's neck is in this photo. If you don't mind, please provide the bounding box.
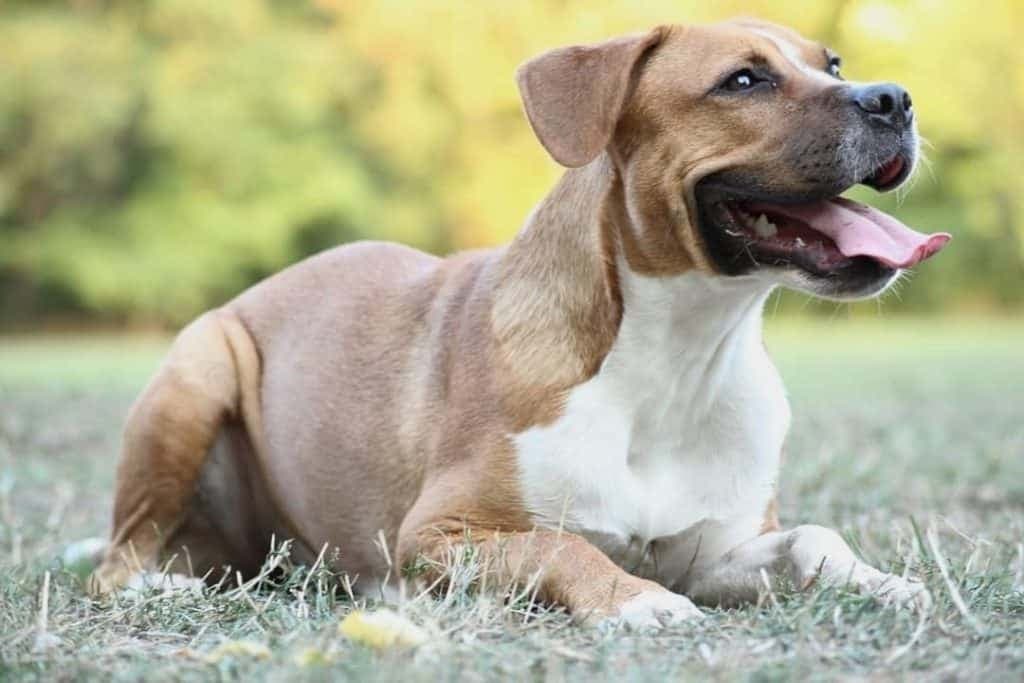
[492,153,774,397]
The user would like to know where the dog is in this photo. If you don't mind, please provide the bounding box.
[90,18,949,628]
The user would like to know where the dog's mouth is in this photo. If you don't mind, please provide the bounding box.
[696,153,950,289]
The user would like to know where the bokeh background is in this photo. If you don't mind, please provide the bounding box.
[1,4,1023,678]
[0,0,1022,329]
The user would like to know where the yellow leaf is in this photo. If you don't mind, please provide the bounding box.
[204,640,272,663]
[338,609,429,650]
[293,646,336,667]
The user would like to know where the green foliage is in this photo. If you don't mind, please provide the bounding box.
[0,0,1020,325]
[0,0,452,324]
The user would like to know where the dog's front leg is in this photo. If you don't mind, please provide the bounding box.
[681,525,930,609]
[403,526,702,629]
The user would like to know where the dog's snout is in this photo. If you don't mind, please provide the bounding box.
[851,83,913,130]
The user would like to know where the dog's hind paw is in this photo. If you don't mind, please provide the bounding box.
[90,569,205,599]
[122,571,206,596]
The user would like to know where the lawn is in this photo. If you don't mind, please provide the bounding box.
[1,317,1022,681]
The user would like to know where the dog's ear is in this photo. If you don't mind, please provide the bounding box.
[515,28,664,168]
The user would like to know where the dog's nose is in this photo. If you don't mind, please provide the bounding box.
[851,83,913,130]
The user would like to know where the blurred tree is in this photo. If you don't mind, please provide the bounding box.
[0,0,453,324]
[0,0,1020,326]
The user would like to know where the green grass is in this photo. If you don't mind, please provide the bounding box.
[1,317,1023,681]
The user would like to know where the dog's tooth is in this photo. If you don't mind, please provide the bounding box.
[753,214,777,238]
[795,236,806,247]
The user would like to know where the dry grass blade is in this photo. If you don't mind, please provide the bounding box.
[927,525,985,636]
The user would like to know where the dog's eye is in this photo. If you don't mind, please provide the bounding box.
[722,69,760,91]
[827,57,842,79]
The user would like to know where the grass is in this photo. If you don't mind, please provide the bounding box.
[1,316,1023,681]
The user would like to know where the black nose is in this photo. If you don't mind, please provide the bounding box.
[851,82,913,130]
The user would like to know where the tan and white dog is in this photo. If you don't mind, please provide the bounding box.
[91,19,949,628]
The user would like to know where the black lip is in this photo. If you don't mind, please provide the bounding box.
[697,180,846,207]
[861,153,912,192]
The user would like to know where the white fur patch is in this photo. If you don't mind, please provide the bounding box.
[787,525,932,608]
[751,29,835,86]
[513,270,789,588]
[122,571,206,597]
[610,589,703,630]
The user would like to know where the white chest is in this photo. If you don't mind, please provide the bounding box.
[512,272,790,586]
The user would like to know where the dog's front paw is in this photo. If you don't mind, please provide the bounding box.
[811,562,932,611]
[857,569,932,611]
[788,526,931,611]
[604,590,703,630]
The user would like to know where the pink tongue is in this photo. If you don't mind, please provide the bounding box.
[747,197,951,268]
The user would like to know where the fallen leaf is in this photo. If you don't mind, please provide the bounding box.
[204,640,272,663]
[338,609,429,650]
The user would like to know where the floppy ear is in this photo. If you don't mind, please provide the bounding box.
[515,28,664,168]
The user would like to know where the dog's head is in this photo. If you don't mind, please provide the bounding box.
[516,19,950,299]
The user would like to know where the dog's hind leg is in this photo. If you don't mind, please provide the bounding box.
[88,309,263,595]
